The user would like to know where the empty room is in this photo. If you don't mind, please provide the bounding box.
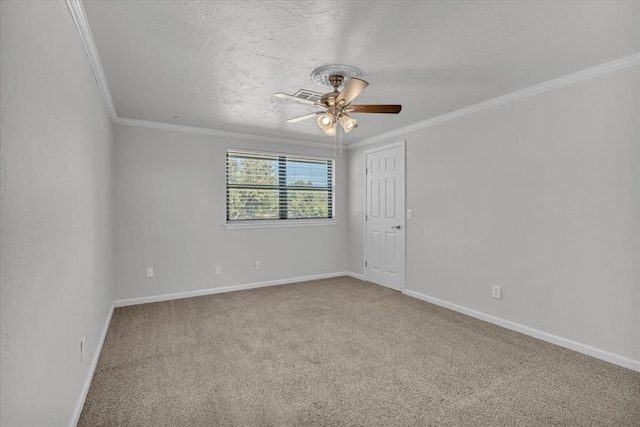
[1,0,639,425]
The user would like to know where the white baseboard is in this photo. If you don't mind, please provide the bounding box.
[346,271,365,281]
[403,289,640,373]
[70,302,114,427]
[114,272,351,307]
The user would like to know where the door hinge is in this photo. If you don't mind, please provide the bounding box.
[365,261,368,268]
[366,168,368,174]
[365,214,368,221]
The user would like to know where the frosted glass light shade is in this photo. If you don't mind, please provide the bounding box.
[317,113,337,136]
[321,124,337,136]
[339,114,357,133]
[317,113,334,129]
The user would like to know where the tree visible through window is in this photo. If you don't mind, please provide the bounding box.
[226,150,333,222]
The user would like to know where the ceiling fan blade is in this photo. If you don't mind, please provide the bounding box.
[273,92,317,106]
[336,78,369,105]
[347,104,402,114]
[285,112,320,123]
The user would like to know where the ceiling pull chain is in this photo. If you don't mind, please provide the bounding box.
[333,129,337,156]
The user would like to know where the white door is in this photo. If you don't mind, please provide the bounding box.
[365,143,404,291]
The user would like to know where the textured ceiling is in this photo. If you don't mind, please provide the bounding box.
[83,1,639,144]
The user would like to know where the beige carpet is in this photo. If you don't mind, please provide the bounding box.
[79,277,640,426]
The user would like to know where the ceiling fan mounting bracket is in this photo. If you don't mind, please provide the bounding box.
[328,75,344,90]
[310,64,362,89]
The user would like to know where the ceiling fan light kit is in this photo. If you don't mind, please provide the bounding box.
[274,64,402,137]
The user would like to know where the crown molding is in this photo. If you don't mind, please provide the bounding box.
[66,0,117,121]
[66,0,331,149]
[66,0,638,151]
[113,117,333,149]
[348,53,640,150]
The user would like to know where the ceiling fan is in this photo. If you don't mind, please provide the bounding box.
[273,68,401,136]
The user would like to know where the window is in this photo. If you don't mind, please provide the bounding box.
[226,150,334,224]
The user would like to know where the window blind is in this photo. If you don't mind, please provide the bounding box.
[226,150,334,221]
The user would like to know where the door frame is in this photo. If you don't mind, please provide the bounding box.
[363,140,406,292]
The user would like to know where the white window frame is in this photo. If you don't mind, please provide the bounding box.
[224,148,336,230]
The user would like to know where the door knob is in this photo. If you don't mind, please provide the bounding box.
[391,225,401,229]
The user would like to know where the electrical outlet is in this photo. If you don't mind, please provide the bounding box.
[255,261,262,271]
[492,285,502,300]
[407,209,413,219]
[80,337,85,363]
[214,265,222,275]
[146,267,154,278]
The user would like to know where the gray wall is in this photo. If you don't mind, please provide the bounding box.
[1,3,637,424]
[0,2,115,425]
[348,66,640,362]
[114,125,348,301]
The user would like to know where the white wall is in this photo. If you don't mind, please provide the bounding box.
[348,66,640,364]
[0,2,115,425]
[114,125,348,301]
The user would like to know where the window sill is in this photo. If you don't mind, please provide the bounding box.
[224,219,337,230]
